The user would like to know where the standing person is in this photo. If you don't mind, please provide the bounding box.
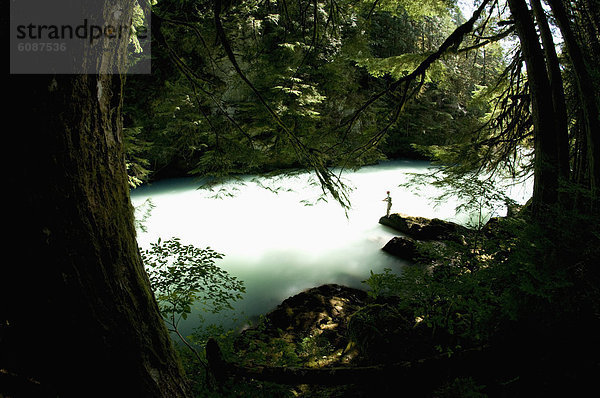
[382,191,392,217]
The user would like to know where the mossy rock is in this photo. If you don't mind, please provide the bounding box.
[234,284,371,368]
[380,213,470,243]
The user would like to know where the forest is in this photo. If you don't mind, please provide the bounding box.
[3,0,600,396]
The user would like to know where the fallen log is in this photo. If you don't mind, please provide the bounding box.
[206,338,496,386]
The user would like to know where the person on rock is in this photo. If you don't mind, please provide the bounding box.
[382,191,392,217]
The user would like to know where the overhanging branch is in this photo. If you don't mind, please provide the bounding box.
[337,0,494,140]
[213,0,352,209]
[329,0,495,161]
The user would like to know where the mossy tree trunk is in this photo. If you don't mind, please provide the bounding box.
[2,1,190,396]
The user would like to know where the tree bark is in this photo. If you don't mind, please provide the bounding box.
[3,1,190,396]
[507,0,561,215]
[548,0,600,198]
[530,0,570,181]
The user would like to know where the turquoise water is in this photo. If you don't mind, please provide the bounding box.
[130,160,532,335]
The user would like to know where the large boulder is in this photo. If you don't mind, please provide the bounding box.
[265,284,369,338]
[235,284,371,367]
[380,213,469,244]
[382,236,418,261]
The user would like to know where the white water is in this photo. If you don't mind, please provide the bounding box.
[130,160,532,336]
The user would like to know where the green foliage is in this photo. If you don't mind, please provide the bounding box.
[356,52,446,81]
[241,335,302,368]
[133,198,155,233]
[123,126,152,188]
[405,170,517,229]
[346,302,418,362]
[363,268,404,299]
[175,320,296,397]
[362,0,455,20]
[142,237,245,328]
[123,0,506,190]
[363,206,600,369]
[434,376,487,398]
[177,316,301,397]
[364,263,502,350]
[297,334,334,364]
[141,237,255,394]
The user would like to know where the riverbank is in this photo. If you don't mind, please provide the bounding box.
[204,212,496,395]
[141,155,433,184]
[201,209,599,396]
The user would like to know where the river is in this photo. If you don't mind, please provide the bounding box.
[130,160,532,336]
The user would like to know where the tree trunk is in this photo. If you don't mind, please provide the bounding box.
[530,0,570,181]
[548,0,600,199]
[3,2,190,396]
[507,0,561,215]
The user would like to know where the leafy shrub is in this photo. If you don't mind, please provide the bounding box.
[142,237,245,329]
[141,237,249,393]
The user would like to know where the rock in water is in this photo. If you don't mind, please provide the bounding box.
[379,213,469,243]
[382,236,418,261]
